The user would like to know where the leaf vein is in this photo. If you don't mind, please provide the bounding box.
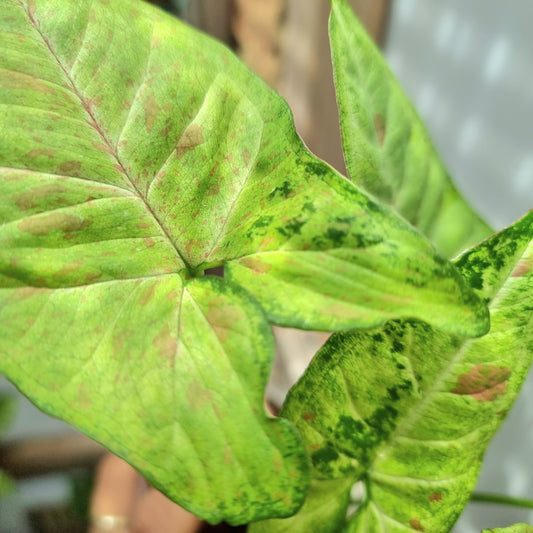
[15,0,189,269]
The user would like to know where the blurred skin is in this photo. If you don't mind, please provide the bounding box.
[90,453,203,533]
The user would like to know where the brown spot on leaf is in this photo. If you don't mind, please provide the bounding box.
[27,0,36,16]
[206,182,221,197]
[77,384,93,410]
[12,287,48,301]
[259,236,276,250]
[242,148,251,166]
[18,213,90,236]
[272,492,293,507]
[206,300,243,343]
[175,124,204,159]
[410,519,424,531]
[209,161,220,178]
[113,330,127,354]
[512,259,531,277]
[138,283,157,306]
[143,237,155,248]
[84,273,102,284]
[451,364,510,402]
[429,493,442,502]
[93,142,112,154]
[59,160,82,173]
[240,257,272,274]
[26,148,56,159]
[373,113,386,146]
[212,403,222,419]
[88,95,103,109]
[56,260,84,278]
[185,238,202,259]
[136,222,152,229]
[153,325,177,363]
[2,69,56,95]
[224,446,232,465]
[302,412,316,421]
[186,380,214,412]
[143,93,160,133]
[14,184,68,210]
[166,289,180,302]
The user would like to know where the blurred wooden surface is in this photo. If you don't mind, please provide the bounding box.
[350,0,391,46]
[232,0,285,87]
[278,0,391,173]
[185,0,234,46]
[0,433,104,478]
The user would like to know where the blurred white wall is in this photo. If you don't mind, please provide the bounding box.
[386,1,533,530]
[386,0,533,229]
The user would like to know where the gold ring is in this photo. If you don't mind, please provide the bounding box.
[90,514,129,531]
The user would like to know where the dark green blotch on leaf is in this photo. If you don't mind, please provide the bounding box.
[268,180,294,200]
[311,446,340,470]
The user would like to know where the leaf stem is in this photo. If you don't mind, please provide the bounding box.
[470,492,533,509]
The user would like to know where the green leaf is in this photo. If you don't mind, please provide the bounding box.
[0,0,491,522]
[249,478,353,533]
[269,211,533,532]
[329,0,493,258]
[483,525,533,533]
[0,276,308,523]
[1,0,488,337]
[225,174,487,335]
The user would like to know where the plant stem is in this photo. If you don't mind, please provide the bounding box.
[470,492,533,509]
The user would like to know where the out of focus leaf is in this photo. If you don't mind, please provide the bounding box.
[483,525,533,533]
[329,0,492,258]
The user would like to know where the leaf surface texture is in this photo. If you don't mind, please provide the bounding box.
[329,0,493,258]
[0,0,494,522]
[256,211,533,532]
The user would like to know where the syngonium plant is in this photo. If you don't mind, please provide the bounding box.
[0,0,531,531]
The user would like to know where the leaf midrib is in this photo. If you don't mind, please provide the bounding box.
[363,282,522,485]
[17,0,192,274]
[333,8,440,238]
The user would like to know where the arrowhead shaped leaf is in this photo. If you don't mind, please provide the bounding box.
[0,0,488,330]
[0,275,310,523]
[261,211,533,532]
[1,0,491,523]
[329,0,493,258]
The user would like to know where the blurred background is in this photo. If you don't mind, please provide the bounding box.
[1,0,532,531]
